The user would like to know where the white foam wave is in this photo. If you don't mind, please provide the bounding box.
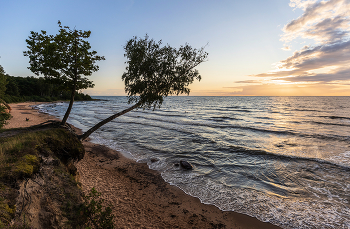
[161,171,350,228]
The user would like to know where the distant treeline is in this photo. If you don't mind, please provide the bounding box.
[1,75,93,103]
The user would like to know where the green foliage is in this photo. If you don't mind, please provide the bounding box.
[80,35,208,140]
[23,20,104,124]
[1,151,40,181]
[14,155,40,178]
[0,201,16,227]
[0,65,8,98]
[1,75,93,103]
[5,75,53,97]
[73,188,114,229]
[122,35,208,109]
[23,21,104,92]
[0,105,11,129]
[0,128,84,181]
[4,76,20,97]
[0,66,4,75]
[2,93,92,104]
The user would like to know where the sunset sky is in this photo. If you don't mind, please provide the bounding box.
[1,0,350,96]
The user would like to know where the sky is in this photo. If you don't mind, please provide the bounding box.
[1,0,350,96]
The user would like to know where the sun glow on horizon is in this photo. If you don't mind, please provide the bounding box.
[1,0,350,96]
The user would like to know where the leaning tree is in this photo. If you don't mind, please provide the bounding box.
[79,35,208,140]
[24,21,105,125]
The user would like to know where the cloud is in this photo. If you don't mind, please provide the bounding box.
[278,67,350,82]
[225,82,350,96]
[283,40,350,69]
[189,89,244,96]
[245,0,350,91]
[289,0,317,9]
[282,46,291,51]
[232,80,262,84]
[255,40,350,77]
[302,16,350,43]
[282,0,350,44]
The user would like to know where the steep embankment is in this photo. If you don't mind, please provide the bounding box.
[0,124,86,228]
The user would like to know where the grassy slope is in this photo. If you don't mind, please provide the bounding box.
[0,126,85,228]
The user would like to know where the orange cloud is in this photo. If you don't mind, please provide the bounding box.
[239,0,350,96]
[224,82,350,96]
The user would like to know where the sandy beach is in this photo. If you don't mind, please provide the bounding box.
[3,102,60,129]
[3,102,280,229]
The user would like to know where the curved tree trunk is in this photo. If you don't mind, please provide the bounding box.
[61,79,76,125]
[62,35,78,126]
[79,102,141,141]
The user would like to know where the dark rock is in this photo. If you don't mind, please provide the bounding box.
[174,163,179,167]
[180,160,193,170]
[150,158,159,163]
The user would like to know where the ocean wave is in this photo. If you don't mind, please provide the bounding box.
[209,116,242,121]
[320,115,350,120]
[309,121,350,127]
[118,114,350,143]
[223,145,350,170]
[161,169,350,229]
[291,108,323,112]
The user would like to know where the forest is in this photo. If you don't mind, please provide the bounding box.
[0,64,93,103]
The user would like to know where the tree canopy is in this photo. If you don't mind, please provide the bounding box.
[123,35,208,109]
[79,35,208,140]
[23,21,104,125]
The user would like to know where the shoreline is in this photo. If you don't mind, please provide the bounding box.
[3,102,281,228]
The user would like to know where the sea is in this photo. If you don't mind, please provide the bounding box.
[36,96,350,229]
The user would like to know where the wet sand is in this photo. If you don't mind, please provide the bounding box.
[3,102,281,228]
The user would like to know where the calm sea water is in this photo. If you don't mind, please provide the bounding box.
[37,96,350,228]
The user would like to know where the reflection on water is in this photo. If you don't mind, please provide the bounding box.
[38,96,350,228]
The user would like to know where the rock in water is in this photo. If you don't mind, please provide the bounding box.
[150,158,159,163]
[180,160,193,170]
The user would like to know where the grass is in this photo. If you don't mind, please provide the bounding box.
[0,125,114,228]
[0,126,85,228]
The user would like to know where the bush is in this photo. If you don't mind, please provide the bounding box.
[0,105,11,128]
[74,188,114,229]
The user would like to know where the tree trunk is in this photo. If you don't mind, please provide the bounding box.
[61,79,76,125]
[79,102,141,141]
[62,33,78,126]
